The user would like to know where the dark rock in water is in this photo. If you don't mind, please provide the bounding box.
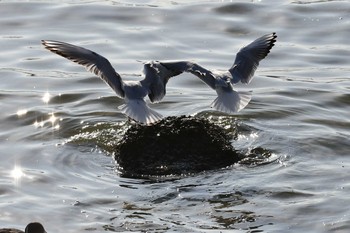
[115,116,240,177]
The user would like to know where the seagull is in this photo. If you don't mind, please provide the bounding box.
[159,32,277,114]
[42,40,183,125]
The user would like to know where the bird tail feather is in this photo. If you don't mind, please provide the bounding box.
[118,99,163,125]
[211,90,252,114]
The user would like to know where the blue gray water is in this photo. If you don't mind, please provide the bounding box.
[0,0,349,232]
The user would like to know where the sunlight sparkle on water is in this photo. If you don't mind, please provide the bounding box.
[49,113,61,129]
[17,109,28,117]
[34,120,44,128]
[11,165,25,180]
[33,112,61,129]
[49,113,57,124]
[237,132,259,141]
[42,92,51,103]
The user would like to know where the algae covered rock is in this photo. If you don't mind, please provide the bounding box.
[115,116,239,177]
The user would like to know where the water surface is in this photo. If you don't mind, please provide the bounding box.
[0,0,349,232]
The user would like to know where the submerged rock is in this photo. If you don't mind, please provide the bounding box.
[115,116,240,177]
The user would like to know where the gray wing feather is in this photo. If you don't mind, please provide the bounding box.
[160,61,217,89]
[229,32,277,84]
[42,40,125,98]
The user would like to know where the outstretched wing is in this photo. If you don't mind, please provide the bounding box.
[229,32,277,84]
[143,61,187,103]
[42,40,125,98]
[160,61,217,90]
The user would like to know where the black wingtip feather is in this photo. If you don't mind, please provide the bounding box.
[263,32,277,59]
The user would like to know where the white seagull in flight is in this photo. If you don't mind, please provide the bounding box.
[42,40,183,124]
[159,32,277,114]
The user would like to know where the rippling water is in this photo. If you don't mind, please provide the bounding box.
[1,0,349,232]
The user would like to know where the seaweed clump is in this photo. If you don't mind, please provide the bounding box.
[115,116,239,177]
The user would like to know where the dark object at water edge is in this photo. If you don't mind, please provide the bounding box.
[0,222,46,233]
[115,116,240,177]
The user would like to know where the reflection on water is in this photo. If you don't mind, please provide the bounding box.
[16,109,28,117]
[33,112,61,130]
[11,165,25,187]
[0,0,350,232]
[42,92,51,104]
